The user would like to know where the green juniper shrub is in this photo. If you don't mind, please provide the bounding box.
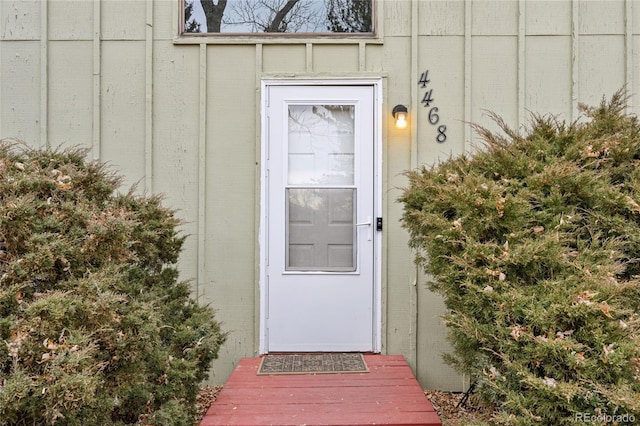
[0,142,227,425]
[399,90,640,425]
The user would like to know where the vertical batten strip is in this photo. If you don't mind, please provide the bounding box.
[254,43,263,348]
[626,0,633,112]
[464,0,472,151]
[198,43,207,299]
[145,0,154,192]
[518,0,526,129]
[93,0,101,161]
[408,0,419,372]
[359,41,366,72]
[40,0,48,148]
[410,3,418,169]
[306,42,313,73]
[571,0,579,120]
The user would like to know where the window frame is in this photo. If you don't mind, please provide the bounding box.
[175,0,383,44]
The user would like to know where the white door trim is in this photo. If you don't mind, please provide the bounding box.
[258,78,383,354]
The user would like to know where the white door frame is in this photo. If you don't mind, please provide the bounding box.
[259,78,383,354]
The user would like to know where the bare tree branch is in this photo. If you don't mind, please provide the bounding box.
[266,0,300,32]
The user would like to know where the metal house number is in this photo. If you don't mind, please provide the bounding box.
[419,70,447,143]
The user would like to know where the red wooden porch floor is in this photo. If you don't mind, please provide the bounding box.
[200,354,442,426]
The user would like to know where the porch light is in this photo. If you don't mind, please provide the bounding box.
[392,104,408,129]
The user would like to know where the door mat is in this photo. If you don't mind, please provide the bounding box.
[257,353,369,375]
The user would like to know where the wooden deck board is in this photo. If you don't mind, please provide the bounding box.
[201,355,442,426]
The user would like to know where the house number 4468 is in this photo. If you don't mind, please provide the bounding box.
[419,70,447,143]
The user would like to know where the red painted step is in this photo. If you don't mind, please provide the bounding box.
[201,354,442,426]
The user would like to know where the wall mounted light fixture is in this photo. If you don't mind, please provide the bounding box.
[392,104,408,129]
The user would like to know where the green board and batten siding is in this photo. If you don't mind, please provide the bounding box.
[1,0,638,391]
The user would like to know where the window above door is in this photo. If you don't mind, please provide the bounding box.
[180,0,376,39]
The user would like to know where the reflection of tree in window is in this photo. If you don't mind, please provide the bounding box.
[327,0,372,33]
[184,0,202,32]
[184,0,373,34]
[287,105,354,186]
[200,0,228,32]
[227,0,320,33]
[289,105,354,136]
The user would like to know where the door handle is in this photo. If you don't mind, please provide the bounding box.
[355,216,372,241]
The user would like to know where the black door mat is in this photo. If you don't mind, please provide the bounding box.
[257,353,369,375]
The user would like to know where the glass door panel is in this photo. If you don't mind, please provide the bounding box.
[286,104,356,272]
[287,105,355,185]
[287,188,355,271]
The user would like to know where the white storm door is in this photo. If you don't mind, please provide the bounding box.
[264,84,376,352]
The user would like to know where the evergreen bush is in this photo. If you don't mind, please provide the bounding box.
[400,91,640,425]
[0,142,227,425]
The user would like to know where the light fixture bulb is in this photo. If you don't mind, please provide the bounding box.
[392,104,409,129]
